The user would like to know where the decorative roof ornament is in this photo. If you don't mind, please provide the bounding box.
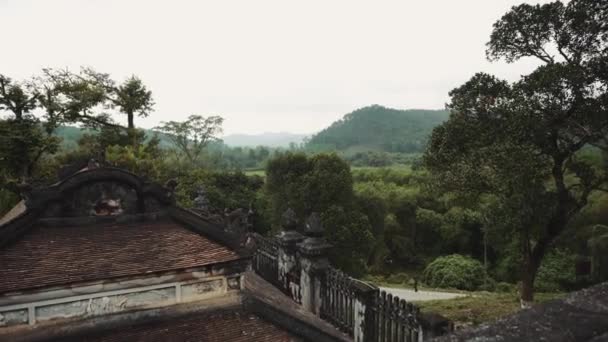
[277,208,304,247]
[304,212,323,237]
[281,208,298,231]
[298,212,331,257]
[194,186,210,211]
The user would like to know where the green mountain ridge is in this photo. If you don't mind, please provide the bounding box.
[53,105,450,155]
[306,105,450,154]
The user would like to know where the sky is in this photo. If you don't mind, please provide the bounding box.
[0,0,554,135]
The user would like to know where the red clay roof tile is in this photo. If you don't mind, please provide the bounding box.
[0,221,241,294]
[61,309,299,342]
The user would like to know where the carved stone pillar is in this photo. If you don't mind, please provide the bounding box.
[276,208,305,291]
[298,212,331,314]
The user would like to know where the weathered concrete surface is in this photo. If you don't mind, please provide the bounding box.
[244,270,351,342]
[432,282,608,342]
[381,287,466,301]
[0,293,242,342]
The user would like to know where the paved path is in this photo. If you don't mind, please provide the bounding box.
[380,286,467,302]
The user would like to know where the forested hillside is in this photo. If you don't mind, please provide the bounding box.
[306,105,449,153]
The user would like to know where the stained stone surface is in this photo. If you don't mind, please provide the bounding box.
[433,282,608,342]
[0,309,28,327]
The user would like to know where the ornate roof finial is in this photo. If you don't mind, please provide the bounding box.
[281,208,298,231]
[304,212,324,237]
[193,186,210,211]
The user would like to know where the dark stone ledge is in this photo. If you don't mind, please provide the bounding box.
[433,282,608,342]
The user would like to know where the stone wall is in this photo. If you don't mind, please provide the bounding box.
[0,265,245,329]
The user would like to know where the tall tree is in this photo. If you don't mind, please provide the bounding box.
[0,74,59,182]
[39,68,119,129]
[156,115,224,164]
[0,75,38,121]
[425,0,608,305]
[112,76,154,130]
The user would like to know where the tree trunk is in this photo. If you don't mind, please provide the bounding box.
[128,113,134,129]
[520,253,541,308]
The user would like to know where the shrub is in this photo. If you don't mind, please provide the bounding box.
[495,282,516,293]
[535,249,576,292]
[423,254,487,291]
[477,277,497,292]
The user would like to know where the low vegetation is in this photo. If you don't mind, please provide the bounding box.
[417,292,565,327]
[423,255,486,291]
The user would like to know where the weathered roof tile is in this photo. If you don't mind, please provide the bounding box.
[57,309,299,342]
[0,221,241,294]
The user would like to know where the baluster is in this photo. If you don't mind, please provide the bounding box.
[392,295,398,342]
[406,302,415,342]
[380,291,387,342]
[338,279,345,331]
[387,293,394,342]
[399,299,407,342]
[332,272,338,324]
[349,289,354,333]
[411,305,419,342]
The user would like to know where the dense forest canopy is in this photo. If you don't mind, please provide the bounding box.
[306,105,449,153]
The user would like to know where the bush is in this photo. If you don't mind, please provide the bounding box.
[477,277,497,292]
[495,282,516,293]
[423,254,487,291]
[535,249,576,292]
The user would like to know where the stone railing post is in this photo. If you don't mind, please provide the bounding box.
[298,213,331,315]
[276,208,305,291]
[352,279,379,342]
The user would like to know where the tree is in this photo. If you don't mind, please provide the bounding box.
[425,0,608,305]
[112,76,154,130]
[322,205,374,277]
[0,74,59,182]
[156,115,224,164]
[0,75,37,120]
[38,68,118,129]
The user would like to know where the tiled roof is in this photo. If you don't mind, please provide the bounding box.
[58,309,299,342]
[0,221,241,294]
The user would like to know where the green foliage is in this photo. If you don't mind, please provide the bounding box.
[423,254,487,291]
[105,140,164,181]
[265,152,353,226]
[113,76,154,129]
[265,152,312,224]
[322,205,374,277]
[0,117,60,181]
[0,188,19,216]
[307,105,449,154]
[264,152,373,274]
[155,115,224,164]
[174,169,263,211]
[424,0,608,300]
[417,292,565,327]
[535,249,577,292]
[439,207,484,258]
[589,225,608,282]
[495,282,516,293]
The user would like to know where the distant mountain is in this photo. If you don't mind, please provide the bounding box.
[53,126,177,150]
[222,132,307,148]
[306,105,449,154]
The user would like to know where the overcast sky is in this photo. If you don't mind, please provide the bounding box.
[1,0,554,135]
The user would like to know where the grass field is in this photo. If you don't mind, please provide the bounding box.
[363,273,564,327]
[416,292,565,327]
[244,169,266,177]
